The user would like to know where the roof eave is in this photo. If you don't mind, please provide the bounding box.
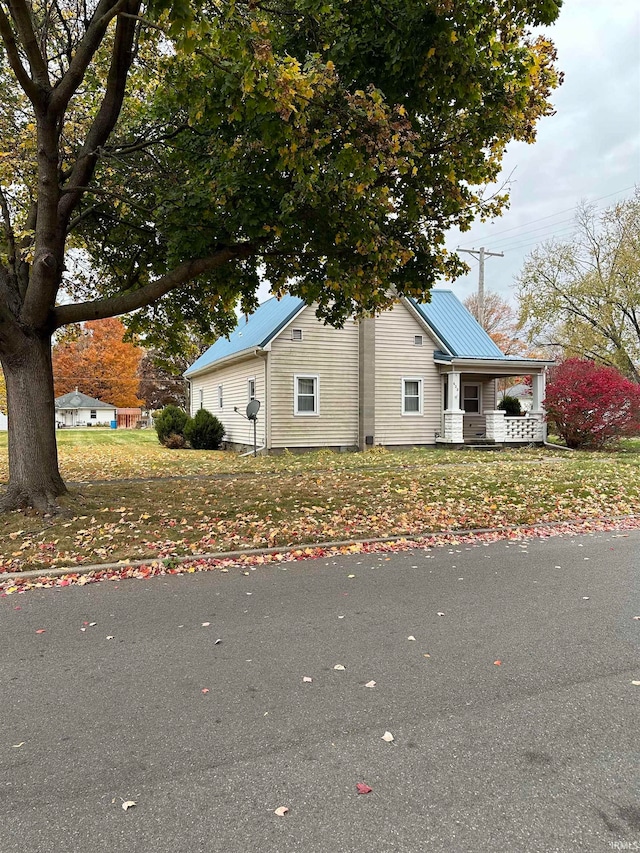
[184,347,266,379]
[442,356,554,371]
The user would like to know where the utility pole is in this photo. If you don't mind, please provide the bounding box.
[457,247,504,328]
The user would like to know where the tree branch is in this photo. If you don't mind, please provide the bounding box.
[6,0,50,90]
[49,0,131,115]
[0,3,39,101]
[57,0,141,227]
[51,244,257,328]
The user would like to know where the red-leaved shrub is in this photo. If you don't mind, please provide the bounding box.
[545,359,640,449]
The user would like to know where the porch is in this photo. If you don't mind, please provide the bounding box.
[436,361,549,446]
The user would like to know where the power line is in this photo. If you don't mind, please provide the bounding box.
[467,184,637,245]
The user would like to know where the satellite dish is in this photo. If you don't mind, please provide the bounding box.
[246,399,260,420]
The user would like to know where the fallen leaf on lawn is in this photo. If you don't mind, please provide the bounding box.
[494,660,502,666]
[381,731,394,743]
[333,664,346,671]
[121,801,136,811]
[12,742,25,748]
[407,635,416,642]
[356,783,373,795]
[365,680,376,688]
[35,629,46,634]
[302,676,313,683]
[274,806,289,816]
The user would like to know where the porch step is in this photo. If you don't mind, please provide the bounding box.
[462,443,505,451]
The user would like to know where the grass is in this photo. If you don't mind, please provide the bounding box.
[1,430,639,572]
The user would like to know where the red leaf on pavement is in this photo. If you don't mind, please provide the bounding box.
[494,660,502,666]
[35,629,46,634]
[201,688,209,694]
[356,783,373,795]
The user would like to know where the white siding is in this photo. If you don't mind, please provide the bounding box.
[269,306,359,448]
[374,302,441,445]
[189,355,266,447]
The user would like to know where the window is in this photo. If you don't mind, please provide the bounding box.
[414,335,423,346]
[402,378,423,415]
[294,374,318,415]
[217,385,223,409]
[247,378,256,401]
[90,409,97,419]
[462,384,480,413]
[199,389,204,410]
[291,328,303,341]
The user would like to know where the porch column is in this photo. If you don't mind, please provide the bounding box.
[531,371,547,441]
[531,372,546,412]
[443,371,463,443]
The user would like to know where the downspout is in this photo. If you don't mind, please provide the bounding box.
[239,348,268,456]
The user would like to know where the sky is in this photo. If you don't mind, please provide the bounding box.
[445,0,640,307]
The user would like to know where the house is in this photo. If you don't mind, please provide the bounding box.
[184,291,553,451]
[55,390,117,427]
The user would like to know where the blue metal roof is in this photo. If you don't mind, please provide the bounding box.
[186,289,510,377]
[410,290,507,359]
[185,295,305,376]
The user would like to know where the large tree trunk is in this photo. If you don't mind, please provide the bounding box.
[1,333,68,511]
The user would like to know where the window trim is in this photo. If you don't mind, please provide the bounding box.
[199,389,204,410]
[90,409,97,419]
[217,384,223,409]
[294,373,319,416]
[291,328,303,341]
[402,376,423,416]
[462,383,481,414]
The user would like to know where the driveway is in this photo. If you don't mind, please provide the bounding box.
[1,528,639,852]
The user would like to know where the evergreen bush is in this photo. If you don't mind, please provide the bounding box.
[184,408,225,450]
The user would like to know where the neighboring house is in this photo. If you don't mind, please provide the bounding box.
[184,291,553,451]
[498,383,534,413]
[55,390,116,427]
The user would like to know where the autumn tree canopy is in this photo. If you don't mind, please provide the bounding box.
[0,0,562,509]
[52,318,143,407]
[517,191,640,382]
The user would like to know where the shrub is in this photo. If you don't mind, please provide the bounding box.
[498,394,522,416]
[545,359,640,449]
[184,408,225,450]
[164,432,187,449]
[155,405,190,447]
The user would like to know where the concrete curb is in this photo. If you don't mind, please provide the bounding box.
[2,513,640,583]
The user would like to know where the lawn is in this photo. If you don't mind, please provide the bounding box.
[1,430,639,573]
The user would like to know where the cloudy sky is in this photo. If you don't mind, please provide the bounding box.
[446,0,640,306]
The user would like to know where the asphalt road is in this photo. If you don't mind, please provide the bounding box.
[1,529,639,853]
